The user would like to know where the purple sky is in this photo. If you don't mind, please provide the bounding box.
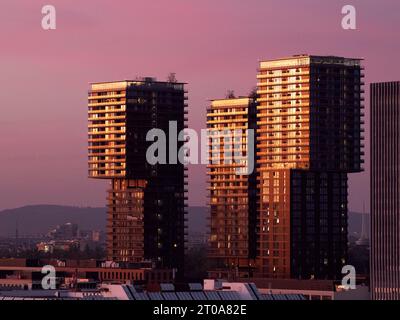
[0,0,399,212]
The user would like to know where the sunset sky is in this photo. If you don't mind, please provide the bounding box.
[0,0,399,212]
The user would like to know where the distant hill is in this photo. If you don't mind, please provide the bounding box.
[0,205,106,237]
[0,205,209,238]
[0,205,366,239]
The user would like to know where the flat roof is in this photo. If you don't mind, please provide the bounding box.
[90,79,186,85]
[209,96,253,102]
[259,54,363,62]
[259,55,363,69]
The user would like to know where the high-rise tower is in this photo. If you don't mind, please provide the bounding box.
[207,97,257,279]
[371,81,400,300]
[255,55,364,279]
[88,78,188,274]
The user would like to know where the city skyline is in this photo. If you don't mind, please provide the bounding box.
[0,0,399,306]
[1,0,400,213]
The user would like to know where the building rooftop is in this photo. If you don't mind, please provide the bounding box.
[238,278,336,291]
[90,78,186,89]
[259,55,363,69]
[0,283,306,301]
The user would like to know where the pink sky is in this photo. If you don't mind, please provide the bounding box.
[0,0,399,211]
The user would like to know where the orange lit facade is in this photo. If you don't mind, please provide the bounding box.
[88,79,187,274]
[256,55,364,279]
[256,56,311,278]
[207,98,257,279]
[106,179,146,263]
[88,81,128,179]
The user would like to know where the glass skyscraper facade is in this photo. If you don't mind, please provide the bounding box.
[371,81,400,299]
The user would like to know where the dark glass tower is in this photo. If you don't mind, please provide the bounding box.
[88,78,188,276]
[371,81,400,300]
[290,171,348,279]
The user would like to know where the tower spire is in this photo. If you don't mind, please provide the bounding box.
[356,203,369,246]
